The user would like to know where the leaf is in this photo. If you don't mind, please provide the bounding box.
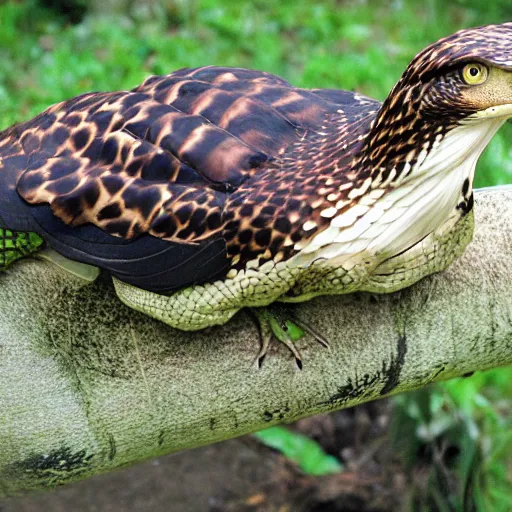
[254,426,343,476]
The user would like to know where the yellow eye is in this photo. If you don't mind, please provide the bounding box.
[462,63,488,85]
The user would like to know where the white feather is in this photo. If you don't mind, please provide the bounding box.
[330,204,370,228]
[295,115,507,268]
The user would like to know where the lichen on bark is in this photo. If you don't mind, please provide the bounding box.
[1,187,512,496]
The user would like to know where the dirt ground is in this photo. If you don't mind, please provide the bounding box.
[1,401,409,512]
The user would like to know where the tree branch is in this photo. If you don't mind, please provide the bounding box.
[1,187,511,496]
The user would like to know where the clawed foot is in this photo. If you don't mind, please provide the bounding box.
[250,305,329,369]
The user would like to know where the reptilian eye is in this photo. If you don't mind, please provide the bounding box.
[462,63,488,85]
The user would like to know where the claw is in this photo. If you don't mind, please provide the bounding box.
[250,305,328,368]
[289,316,330,349]
[255,331,273,368]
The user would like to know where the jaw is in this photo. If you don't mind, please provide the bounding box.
[465,103,512,121]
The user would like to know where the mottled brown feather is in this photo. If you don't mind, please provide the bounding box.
[1,22,511,284]
[1,65,377,256]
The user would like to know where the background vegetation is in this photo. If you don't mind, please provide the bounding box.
[0,0,510,510]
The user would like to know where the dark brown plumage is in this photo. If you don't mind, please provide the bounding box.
[0,65,380,289]
[1,22,511,296]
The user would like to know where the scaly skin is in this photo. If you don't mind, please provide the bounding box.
[3,23,510,361]
[113,211,474,331]
[0,212,475,366]
[0,229,44,271]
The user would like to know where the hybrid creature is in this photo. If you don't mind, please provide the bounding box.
[1,23,511,363]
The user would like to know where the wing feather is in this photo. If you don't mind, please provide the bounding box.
[0,65,379,289]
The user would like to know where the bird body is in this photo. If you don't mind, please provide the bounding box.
[1,23,511,337]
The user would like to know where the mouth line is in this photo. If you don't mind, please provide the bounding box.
[470,103,512,121]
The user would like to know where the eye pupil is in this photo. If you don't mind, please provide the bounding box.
[462,63,487,84]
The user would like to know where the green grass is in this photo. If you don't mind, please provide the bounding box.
[1,0,512,183]
[392,370,512,511]
[1,0,511,508]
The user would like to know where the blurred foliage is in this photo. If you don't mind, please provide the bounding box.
[0,0,511,508]
[392,369,512,511]
[1,0,511,184]
[37,0,88,23]
[254,426,343,476]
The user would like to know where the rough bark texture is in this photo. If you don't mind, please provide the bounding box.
[1,187,511,496]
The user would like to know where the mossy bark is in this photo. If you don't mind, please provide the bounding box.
[1,187,512,496]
